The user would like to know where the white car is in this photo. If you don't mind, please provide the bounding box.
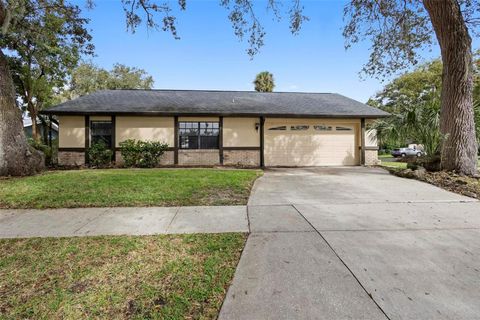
[391,147,424,158]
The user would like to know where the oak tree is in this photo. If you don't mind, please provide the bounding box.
[6,2,93,141]
[62,62,154,100]
[343,0,479,174]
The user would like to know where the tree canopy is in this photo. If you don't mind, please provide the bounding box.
[62,62,154,99]
[3,0,93,140]
[369,58,480,153]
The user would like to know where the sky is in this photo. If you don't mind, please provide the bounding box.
[77,0,447,103]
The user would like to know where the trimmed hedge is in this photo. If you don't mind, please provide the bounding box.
[88,141,113,167]
[119,139,169,168]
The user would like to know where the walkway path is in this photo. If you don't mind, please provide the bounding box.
[0,206,247,238]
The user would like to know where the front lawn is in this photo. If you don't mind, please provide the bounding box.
[0,233,246,319]
[0,168,261,209]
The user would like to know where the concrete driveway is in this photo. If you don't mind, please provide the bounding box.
[219,167,480,320]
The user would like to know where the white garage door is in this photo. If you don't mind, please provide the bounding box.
[264,120,359,166]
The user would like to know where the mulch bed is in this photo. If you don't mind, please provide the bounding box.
[387,167,480,199]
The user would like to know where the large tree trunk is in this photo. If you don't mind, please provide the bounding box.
[0,49,44,176]
[423,0,479,175]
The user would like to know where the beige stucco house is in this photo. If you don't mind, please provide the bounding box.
[42,89,389,167]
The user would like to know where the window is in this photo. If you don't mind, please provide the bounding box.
[336,126,353,131]
[268,126,287,131]
[90,121,112,147]
[179,122,219,149]
[291,125,309,131]
[314,125,333,131]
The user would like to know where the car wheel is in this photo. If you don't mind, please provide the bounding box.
[416,152,422,157]
[401,153,406,157]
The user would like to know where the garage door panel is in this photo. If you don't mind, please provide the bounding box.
[265,120,359,166]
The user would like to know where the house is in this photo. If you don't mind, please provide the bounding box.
[41,89,389,167]
[23,116,59,142]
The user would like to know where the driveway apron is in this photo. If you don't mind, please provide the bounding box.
[219,167,480,320]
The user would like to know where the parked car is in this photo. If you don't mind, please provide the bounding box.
[391,147,424,158]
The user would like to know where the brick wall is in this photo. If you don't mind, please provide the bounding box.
[115,150,175,166]
[223,150,260,167]
[365,149,379,165]
[178,150,219,166]
[58,151,85,166]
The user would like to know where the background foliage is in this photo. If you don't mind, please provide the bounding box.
[60,62,155,100]
[368,58,480,154]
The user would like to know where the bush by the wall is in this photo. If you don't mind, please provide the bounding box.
[88,141,113,167]
[119,139,168,168]
[28,138,52,166]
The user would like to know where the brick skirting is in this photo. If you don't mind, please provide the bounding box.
[114,150,175,166]
[223,150,260,167]
[58,151,85,166]
[365,149,379,165]
[178,149,220,166]
[59,148,369,167]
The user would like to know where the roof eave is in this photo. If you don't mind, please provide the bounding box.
[40,110,390,119]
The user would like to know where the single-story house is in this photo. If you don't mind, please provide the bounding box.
[41,89,389,167]
[23,116,59,141]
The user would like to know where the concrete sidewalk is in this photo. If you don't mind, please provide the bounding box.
[0,206,248,238]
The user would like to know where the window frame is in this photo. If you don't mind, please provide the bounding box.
[90,120,113,148]
[178,121,220,150]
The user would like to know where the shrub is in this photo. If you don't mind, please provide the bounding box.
[416,154,442,172]
[88,141,113,167]
[28,138,52,166]
[119,139,169,168]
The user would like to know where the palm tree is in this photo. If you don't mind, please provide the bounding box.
[253,71,275,92]
[371,100,441,157]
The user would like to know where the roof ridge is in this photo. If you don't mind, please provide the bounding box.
[99,88,334,95]
[41,88,390,118]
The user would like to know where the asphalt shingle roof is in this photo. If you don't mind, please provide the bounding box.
[42,89,389,118]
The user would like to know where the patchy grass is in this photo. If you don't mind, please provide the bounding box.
[378,154,408,169]
[382,156,480,199]
[0,233,246,319]
[378,154,392,158]
[390,169,480,199]
[381,156,479,171]
[379,160,407,169]
[422,171,480,199]
[0,168,261,209]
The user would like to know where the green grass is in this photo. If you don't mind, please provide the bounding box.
[0,233,246,320]
[380,160,408,169]
[0,168,262,209]
[378,154,392,159]
[380,156,479,170]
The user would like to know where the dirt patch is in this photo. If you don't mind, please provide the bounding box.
[390,167,480,199]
